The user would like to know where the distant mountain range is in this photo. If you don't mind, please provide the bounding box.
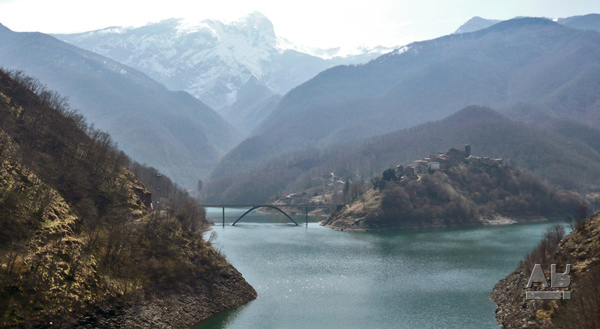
[454,13,600,34]
[0,23,238,188]
[211,17,600,182]
[3,13,600,196]
[54,11,393,112]
[557,13,600,32]
[218,76,283,135]
[454,17,501,34]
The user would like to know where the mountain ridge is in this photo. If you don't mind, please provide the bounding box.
[54,12,393,110]
[454,16,501,34]
[454,13,600,35]
[211,16,600,181]
[0,23,239,188]
[204,106,600,204]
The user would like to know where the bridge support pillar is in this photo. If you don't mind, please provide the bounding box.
[305,207,308,227]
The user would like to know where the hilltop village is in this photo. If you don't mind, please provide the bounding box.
[322,146,580,231]
[398,145,503,176]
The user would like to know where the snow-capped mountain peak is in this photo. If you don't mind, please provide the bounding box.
[233,10,275,32]
[55,12,395,109]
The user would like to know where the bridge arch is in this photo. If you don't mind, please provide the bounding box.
[231,205,299,226]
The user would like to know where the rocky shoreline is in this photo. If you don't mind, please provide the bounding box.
[490,212,600,328]
[64,264,257,329]
[321,215,550,232]
[489,267,549,328]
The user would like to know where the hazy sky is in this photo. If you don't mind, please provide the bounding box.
[0,0,599,48]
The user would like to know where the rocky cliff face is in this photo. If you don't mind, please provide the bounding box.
[0,69,256,328]
[491,212,600,328]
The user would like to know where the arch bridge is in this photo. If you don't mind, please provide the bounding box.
[203,204,344,227]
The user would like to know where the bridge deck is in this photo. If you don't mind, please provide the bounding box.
[203,204,343,227]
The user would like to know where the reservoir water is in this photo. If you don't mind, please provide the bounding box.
[195,208,565,329]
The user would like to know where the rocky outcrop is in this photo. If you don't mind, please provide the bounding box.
[95,265,256,329]
[58,263,256,329]
[490,267,550,328]
[491,212,600,328]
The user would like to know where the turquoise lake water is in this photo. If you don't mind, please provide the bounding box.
[194,208,564,329]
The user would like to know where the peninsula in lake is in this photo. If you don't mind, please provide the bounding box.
[322,145,581,231]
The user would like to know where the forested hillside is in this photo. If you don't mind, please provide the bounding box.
[212,17,600,181]
[322,146,581,231]
[557,13,600,32]
[203,106,600,204]
[0,70,255,328]
[218,76,282,135]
